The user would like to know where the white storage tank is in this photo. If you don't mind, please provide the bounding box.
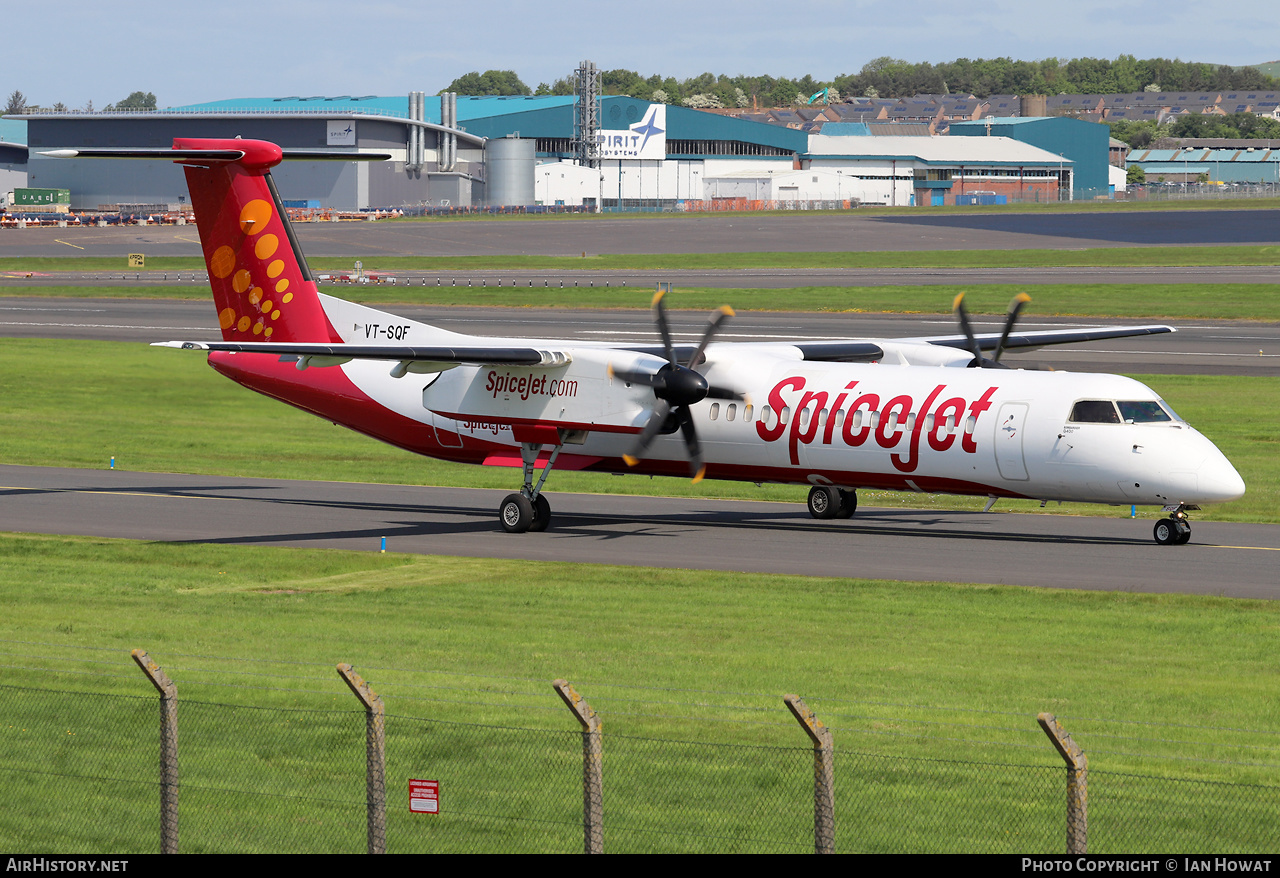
[485,137,535,206]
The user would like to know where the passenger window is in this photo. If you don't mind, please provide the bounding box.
[761,405,772,426]
[780,406,791,425]
[799,408,810,428]
[709,403,720,421]
[1070,400,1121,424]
[726,404,736,422]
[743,404,754,422]
[1117,400,1172,423]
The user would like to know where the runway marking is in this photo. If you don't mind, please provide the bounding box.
[55,239,85,250]
[1204,544,1280,551]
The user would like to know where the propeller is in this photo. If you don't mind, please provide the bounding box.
[952,292,1032,368]
[609,291,743,482]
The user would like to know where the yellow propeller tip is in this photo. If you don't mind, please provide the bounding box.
[692,466,707,484]
[720,305,735,317]
[606,362,615,378]
[1015,292,1032,304]
[623,454,639,467]
[651,290,666,307]
[952,292,966,310]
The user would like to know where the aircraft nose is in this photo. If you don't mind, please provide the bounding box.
[1197,448,1246,503]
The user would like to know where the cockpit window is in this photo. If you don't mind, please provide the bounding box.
[1070,400,1121,424]
[1117,400,1173,423]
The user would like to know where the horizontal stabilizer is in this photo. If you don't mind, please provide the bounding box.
[41,148,390,162]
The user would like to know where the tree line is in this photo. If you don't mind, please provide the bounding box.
[442,57,1280,108]
[4,91,157,114]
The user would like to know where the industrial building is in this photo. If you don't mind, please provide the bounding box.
[9,87,1106,210]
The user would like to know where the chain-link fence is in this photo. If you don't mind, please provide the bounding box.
[4,662,1279,854]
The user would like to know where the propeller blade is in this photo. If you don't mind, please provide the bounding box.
[686,305,734,368]
[676,408,705,482]
[705,385,748,402]
[992,293,1032,365]
[952,292,985,368]
[608,361,666,390]
[623,400,672,467]
[652,290,677,366]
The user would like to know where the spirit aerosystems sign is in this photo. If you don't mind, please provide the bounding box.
[327,120,356,146]
[597,104,666,160]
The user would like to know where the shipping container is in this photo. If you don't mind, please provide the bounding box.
[14,188,71,206]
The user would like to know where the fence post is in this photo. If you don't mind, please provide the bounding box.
[131,649,178,854]
[1038,712,1088,854]
[553,679,602,854]
[784,694,834,854]
[337,663,386,855]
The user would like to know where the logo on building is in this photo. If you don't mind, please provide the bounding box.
[596,104,666,160]
[327,121,356,146]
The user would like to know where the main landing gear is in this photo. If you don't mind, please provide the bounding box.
[499,442,563,533]
[807,486,858,520]
[1153,504,1194,546]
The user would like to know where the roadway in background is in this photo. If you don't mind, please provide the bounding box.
[4,208,1280,258]
[2,297,1276,376]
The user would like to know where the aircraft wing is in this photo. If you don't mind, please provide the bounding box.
[918,324,1174,352]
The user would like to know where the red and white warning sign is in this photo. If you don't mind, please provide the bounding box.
[409,779,439,814]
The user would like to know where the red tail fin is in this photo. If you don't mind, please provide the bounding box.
[176,138,339,343]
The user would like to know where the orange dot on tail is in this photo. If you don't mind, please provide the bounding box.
[254,234,279,260]
[232,270,252,294]
[276,279,290,294]
[262,300,273,313]
[271,310,281,320]
[237,316,251,332]
[264,327,273,338]
[282,291,293,303]
[248,287,263,305]
[267,260,284,278]
[239,200,272,235]
[252,321,263,336]
[218,308,236,329]
[210,246,236,279]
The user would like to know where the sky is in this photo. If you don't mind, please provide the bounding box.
[8,0,1280,109]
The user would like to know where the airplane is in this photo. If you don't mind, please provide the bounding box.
[45,137,1246,545]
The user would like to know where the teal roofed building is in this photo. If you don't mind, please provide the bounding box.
[949,117,1110,199]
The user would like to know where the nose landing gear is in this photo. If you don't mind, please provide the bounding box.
[1153,504,1196,546]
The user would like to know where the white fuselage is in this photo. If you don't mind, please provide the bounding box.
[322,296,1245,508]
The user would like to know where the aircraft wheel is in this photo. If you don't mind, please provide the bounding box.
[1175,525,1192,545]
[1153,518,1180,546]
[836,489,858,519]
[807,486,841,520]
[500,493,534,533]
[529,494,552,533]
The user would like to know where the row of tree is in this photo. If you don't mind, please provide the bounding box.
[4,91,157,115]
[1109,112,1280,149]
[442,57,1280,108]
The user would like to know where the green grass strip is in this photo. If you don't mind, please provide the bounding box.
[3,243,1280,274]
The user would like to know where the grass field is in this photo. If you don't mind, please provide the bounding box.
[0,338,1275,521]
[3,534,1279,852]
